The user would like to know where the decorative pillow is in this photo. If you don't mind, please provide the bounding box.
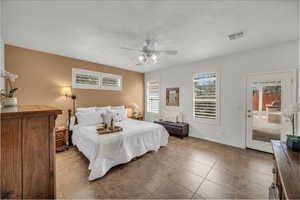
[160,111,183,123]
[76,110,107,126]
[111,110,123,122]
[111,107,128,121]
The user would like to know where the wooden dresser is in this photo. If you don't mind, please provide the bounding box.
[270,140,300,199]
[0,105,62,199]
[55,127,68,152]
[154,121,189,138]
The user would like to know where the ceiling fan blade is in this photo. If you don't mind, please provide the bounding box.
[120,47,141,51]
[155,50,178,55]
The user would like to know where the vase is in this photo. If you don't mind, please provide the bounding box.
[4,97,18,107]
[286,135,300,151]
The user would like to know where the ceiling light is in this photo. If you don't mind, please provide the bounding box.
[138,55,146,63]
[151,54,158,63]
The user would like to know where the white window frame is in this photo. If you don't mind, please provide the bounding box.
[72,68,122,91]
[147,80,160,114]
[192,71,220,124]
[100,72,122,91]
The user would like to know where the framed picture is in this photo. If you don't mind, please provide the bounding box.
[166,88,179,106]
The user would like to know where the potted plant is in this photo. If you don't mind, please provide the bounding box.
[283,104,300,151]
[0,70,18,107]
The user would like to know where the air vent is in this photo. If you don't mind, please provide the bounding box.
[228,31,244,40]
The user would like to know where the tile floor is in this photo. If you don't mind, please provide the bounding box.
[56,136,273,199]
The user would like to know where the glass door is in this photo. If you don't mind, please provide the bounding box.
[246,72,295,153]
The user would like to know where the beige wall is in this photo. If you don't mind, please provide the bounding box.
[5,45,144,126]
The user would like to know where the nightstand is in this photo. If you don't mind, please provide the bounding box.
[55,127,68,152]
[130,115,144,120]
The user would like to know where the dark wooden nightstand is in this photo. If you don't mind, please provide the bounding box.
[154,121,189,138]
[55,127,68,152]
[129,115,144,120]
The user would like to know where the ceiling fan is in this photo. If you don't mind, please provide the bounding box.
[121,39,178,65]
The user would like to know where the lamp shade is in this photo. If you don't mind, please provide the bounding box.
[128,103,139,112]
[62,87,72,96]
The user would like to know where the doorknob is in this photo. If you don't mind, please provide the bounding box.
[247,109,251,113]
[247,115,252,118]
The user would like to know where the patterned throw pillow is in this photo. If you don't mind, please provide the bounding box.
[111,110,123,122]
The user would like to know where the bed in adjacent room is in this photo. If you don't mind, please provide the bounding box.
[69,106,169,181]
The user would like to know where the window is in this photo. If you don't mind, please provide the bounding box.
[193,72,218,121]
[72,68,100,89]
[101,73,122,91]
[72,68,122,91]
[147,80,160,113]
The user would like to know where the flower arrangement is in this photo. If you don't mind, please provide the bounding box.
[282,104,299,136]
[282,103,300,151]
[0,70,18,107]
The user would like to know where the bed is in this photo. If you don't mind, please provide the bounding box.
[69,107,169,181]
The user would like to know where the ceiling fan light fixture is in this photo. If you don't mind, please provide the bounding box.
[138,55,146,63]
[121,39,177,66]
[151,54,158,63]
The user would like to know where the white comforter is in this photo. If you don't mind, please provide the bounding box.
[72,119,169,180]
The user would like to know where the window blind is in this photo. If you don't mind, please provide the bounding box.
[147,80,160,113]
[75,74,99,86]
[101,73,122,90]
[72,68,122,91]
[72,68,100,89]
[102,77,120,87]
[193,73,217,120]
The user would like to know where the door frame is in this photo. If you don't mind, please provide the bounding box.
[244,69,297,152]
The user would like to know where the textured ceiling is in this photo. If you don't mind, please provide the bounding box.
[3,0,299,72]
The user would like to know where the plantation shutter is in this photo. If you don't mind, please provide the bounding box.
[147,80,160,113]
[193,73,217,119]
[101,73,122,91]
[72,68,122,91]
[72,68,100,89]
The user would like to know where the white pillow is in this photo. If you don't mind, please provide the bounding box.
[111,106,125,110]
[76,110,107,126]
[95,106,111,111]
[76,107,96,113]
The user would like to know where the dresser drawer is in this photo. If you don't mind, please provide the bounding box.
[55,128,67,152]
[56,131,65,139]
[56,139,65,146]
